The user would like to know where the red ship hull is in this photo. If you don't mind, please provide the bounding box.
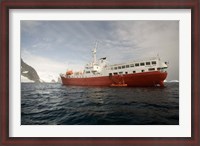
[61,71,167,87]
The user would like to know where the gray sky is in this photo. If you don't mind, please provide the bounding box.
[21,20,179,81]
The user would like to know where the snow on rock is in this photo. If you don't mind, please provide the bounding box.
[21,59,40,82]
[169,80,179,82]
[21,75,34,83]
[22,71,29,74]
[57,77,62,83]
[38,72,61,83]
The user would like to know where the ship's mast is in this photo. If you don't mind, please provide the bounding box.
[92,41,98,65]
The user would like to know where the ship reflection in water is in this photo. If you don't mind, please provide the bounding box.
[21,82,179,125]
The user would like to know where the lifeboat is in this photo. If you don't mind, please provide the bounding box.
[66,70,73,75]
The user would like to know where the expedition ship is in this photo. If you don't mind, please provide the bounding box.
[60,44,168,87]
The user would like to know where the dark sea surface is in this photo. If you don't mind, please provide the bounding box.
[21,82,179,125]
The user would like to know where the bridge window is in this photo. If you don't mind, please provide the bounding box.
[140,62,145,66]
[135,63,139,67]
[122,65,125,69]
[86,71,90,74]
[152,61,156,65]
[130,64,134,67]
[118,66,122,69]
[126,65,129,68]
[114,67,117,70]
[146,62,150,65]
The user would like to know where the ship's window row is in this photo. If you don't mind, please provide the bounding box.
[109,68,157,75]
[110,61,157,70]
[85,67,93,69]
[148,68,155,71]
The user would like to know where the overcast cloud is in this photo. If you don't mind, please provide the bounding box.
[21,20,179,81]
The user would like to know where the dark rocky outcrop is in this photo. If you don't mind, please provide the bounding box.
[21,59,40,83]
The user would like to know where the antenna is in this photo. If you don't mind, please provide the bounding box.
[92,41,98,64]
[157,53,160,60]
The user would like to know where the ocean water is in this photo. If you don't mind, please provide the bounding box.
[21,83,179,125]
